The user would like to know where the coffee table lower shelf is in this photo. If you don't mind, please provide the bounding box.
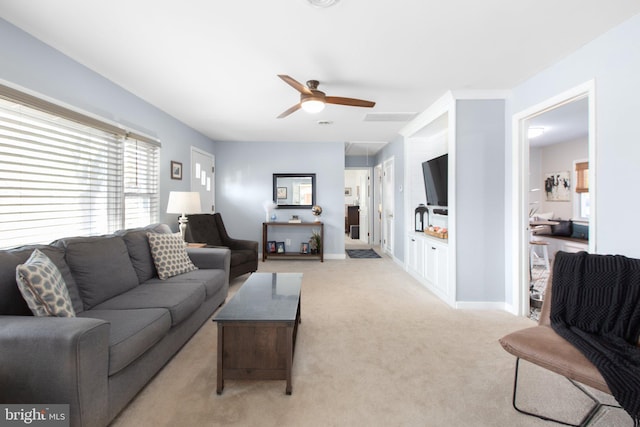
[216,305,301,395]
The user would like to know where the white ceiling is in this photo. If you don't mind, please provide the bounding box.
[528,97,589,147]
[1,1,638,157]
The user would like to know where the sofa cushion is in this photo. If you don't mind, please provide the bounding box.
[116,224,173,283]
[118,229,157,283]
[16,249,76,317]
[571,222,589,240]
[145,269,227,300]
[57,236,139,309]
[79,308,171,376]
[0,245,84,315]
[551,220,572,237]
[147,232,197,280]
[92,283,205,326]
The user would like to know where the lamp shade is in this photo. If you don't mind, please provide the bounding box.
[166,191,201,214]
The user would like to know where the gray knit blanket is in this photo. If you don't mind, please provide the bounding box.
[550,251,640,422]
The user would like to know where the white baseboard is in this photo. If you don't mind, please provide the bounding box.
[455,301,510,311]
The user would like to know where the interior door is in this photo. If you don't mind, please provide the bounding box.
[358,170,370,244]
[373,164,382,247]
[382,158,394,255]
[190,147,215,213]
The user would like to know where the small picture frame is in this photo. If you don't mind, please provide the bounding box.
[345,187,352,196]
[267,241,277,253]
[276,241,285,254]
[277,187,287,199]
[300,242,309,254]
[171,161,183,180]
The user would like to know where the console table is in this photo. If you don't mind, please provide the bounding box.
[262,222,323,262]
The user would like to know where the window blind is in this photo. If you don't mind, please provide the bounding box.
[0,91,159,249]
[575,161,589,193]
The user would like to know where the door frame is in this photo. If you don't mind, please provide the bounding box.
[510,80,596,315]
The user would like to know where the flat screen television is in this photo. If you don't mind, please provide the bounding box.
[422,154,448,207]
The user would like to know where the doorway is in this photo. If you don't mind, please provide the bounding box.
[344,168,371,246]
[510,81,596,316]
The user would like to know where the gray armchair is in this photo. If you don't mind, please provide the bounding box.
[185,213,258,279]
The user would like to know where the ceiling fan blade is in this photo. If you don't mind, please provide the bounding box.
[277,103,302,119]
[325,96,375,108]
[278,75,312,95]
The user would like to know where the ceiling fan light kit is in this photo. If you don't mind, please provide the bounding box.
[277,74,375,118]
[307,0,340,8]
[301,99,325,113]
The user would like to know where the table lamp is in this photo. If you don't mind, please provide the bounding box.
[166,191,202,240]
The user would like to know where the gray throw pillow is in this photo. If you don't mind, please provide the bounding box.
[15,249,76,317]
[147,232,197,280]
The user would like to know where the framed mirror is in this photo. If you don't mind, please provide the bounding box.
[273,173,316,209]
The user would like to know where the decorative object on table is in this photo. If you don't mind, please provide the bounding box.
[276,242,285,253]
[277,187,287,199]
[170,161,183,180]
[300,242,309,254]
[263,200,277,222]
[311,204,322,222]
[267,241,277,253]
[166,191,202,241]
[415,204,429,232]
[309,230,321,253]
[289,215,301,223]
[544,171,571,201]
[424,225,448,239]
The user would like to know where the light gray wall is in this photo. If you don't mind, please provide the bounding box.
[456,99,506,302]
[376,135,405,261]
[505,12,640,304]
[0,18,217,230]
[214,141,345,257]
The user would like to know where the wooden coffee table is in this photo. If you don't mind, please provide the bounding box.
[213,272,302,395]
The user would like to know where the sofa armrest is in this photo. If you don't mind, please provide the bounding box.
[0,316,110,427]
[187,247,231,272]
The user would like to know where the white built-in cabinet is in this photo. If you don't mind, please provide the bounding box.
[402,91,508,309]
[402,91,456,307]
[407,232,449,302]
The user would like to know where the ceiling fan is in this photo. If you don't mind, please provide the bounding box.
[277,74,375,118]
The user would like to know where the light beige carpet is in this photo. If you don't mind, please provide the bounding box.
[111,250,632,426]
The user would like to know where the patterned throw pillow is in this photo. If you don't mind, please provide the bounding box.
[147,232,198,280]
[15,249,76,317]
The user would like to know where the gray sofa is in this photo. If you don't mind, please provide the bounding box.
[0,224,230,427]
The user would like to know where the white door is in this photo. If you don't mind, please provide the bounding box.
[373,165,382,247]
[190,147,215,213]
[382,158,394,255]
[358,170,370,244]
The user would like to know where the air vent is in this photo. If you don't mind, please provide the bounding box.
[364,112,417,122]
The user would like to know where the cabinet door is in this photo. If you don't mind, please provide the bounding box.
[435,246,448,294]
[425,244,438,285]
[408,234,424,276]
